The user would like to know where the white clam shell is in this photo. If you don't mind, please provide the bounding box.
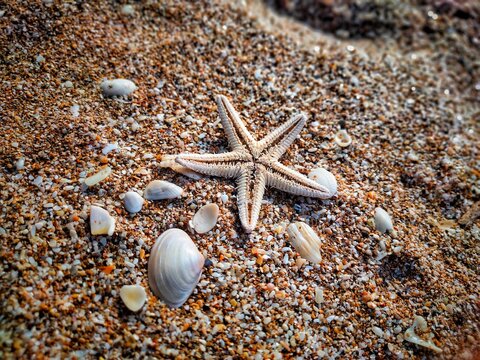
[144,180,183,200]
[308,168,338,196]
[192,203,219,234]
[84,166,112,187]
[123,191,144,213]
[148,228,205,308]
[90,205,115,236]
[374,207,393,233]
[286,222,322,263]
[101,79,137,97]
[120,285,146,312]
[334,129,352,147]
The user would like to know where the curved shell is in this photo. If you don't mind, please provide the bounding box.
[123,191,144,213]
[286,222,322,263]
[144,180,183,200]
[120,285,146,312]
[308,168,338,196]
[90,205,115,236]
[101,79,137,97]
[334,130,352,148]
[148,229,205,308]
[192,203,219,234]
[374,207,393,233]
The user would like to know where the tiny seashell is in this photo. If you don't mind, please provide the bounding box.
[144,180,183,200]
[404,316,442,353]
[308,168,338,195]
[102,143,118,155]
[286,222,322,263]
[123,191,144,213]
[120,285,146,312]
[148,228,205,308]
[374,207,393,233]
[334,129,352,147]
[192,203,219,234]
[15,157,25,170]
[101,79,137,97]
[90,205,115,236]
[84,166,112,187]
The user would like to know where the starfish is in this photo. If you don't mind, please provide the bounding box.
[175,95,333,233]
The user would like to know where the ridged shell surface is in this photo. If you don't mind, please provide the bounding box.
[192,203,219,234]
[144,180,183,200]
[286,222,322,263]
[148,228,204,308]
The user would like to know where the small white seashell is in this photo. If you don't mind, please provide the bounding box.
[334,129,352,147]
[192,203,219,234]
[15,157,25,170]
[148,228,205,307]
[144,180,183,200]
[308,168,338,195]
[123,191,144,213]
[286,222,322,263]
[84,166,112,187]
[404,316,442,353]
[90,205,115,236]
[374,207,393,233]
[101,79,137,97]
[70,104,80,118]
[120,4,135,15]
[120,285,146,312]
[102,143,118,155]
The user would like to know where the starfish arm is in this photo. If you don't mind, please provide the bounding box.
[176,151,251,163]
[259,114,307,160]
[265,161,332,198]
[236,164,266,233]
[216,95,258,152]
[257,114,306,156]
[175,157,242,178]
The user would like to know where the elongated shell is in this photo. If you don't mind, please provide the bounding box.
[101,79,137,97]
[148,229,205,308]
[192,203,219,234]
[90,205,115,236]
[286,222,322,263]
[84,166,112,187]
[144,180,183,200]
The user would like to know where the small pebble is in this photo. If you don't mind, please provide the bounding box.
[101,79,137,97]
[123,191,144,213]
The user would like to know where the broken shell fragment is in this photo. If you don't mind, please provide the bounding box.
[123,191,144,213]
[308,168,338,196]
[120,285,146,312]
[84,166,112,187]
[404,316,442,353]
[101,79,137,97]
[374,207,393,233]
[144,180,183,200]
[148,228,205,308]
[286,222,322,263]
[192,203,219,234]
[90,205,115,236]
[334,129,352,147]
[159,155,202,180]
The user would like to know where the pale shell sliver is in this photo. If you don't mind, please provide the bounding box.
[144,180,183,200]
[90,205,115,236]
[287,222,322,263]
[148,229,205,308]
[192,203,219,234]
